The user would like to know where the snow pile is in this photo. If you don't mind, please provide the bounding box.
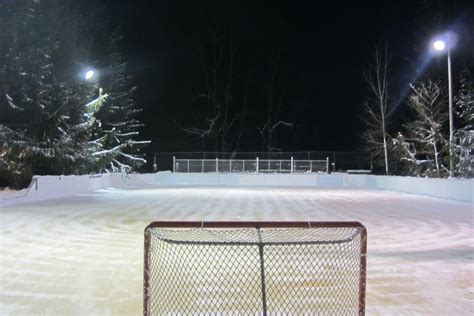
[0,187,28,199]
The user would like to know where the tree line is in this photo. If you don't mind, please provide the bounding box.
[178,30,294,155]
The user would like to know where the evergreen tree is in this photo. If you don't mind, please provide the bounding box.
[0,1,148,187]
[391,132,431,177]
[0,0,94,187]
[89,35,150,173]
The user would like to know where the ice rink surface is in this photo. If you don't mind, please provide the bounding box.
[1,186,473,315]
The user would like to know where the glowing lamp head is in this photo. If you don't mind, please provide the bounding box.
[85,69,95,80]
[433,40,446,51]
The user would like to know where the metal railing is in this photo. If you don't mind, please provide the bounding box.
[153,151,372,173]
[173,157,329,174]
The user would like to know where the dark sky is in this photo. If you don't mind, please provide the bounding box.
[102,0,472,154]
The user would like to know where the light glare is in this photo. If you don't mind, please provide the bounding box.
[433,40,446,51]
[85,70,95,80]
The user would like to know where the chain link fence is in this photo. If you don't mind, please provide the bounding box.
[173,158,329,173]
[153,151,372,173]
[144,221,367,315]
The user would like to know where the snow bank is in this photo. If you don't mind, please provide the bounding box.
[0,187,28,199]
[1,172,471,205]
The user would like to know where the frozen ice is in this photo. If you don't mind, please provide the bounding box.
[1,186,473,314]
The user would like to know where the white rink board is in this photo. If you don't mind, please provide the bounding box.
[1,186,473,315]
[1,173,471,204]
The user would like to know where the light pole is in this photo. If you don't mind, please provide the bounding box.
[432,37,454,177]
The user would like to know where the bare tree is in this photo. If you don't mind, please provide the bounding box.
[258,48,293,152]
[406,80,448,177]
[232,83,248,154]
[180,30,246,153]
[361,46,391,175]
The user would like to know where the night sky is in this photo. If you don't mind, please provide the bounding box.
[102,0,472,154]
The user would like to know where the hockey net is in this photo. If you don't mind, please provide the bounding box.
[144,221,367,315]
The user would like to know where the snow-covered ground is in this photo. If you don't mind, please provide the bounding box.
[1,186,473,315]
[0,187,28,200]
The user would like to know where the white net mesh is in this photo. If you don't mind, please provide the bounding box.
[144,223,366,315]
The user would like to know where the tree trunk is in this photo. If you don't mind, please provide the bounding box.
[432,130,440,176]
[381,101,389,175]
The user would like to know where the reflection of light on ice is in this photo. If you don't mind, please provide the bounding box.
[1,186,473,315]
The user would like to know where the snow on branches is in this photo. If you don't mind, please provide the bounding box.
[453,74,473,177]
[404,80,448,177]
[0,1,149,187]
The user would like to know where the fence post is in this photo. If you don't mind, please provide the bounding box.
[326,157,329,174]
[202,159,204,173]
[230,159,232,173]
[310,160,313,173]
[216,158,219,173]
[291,157,294,174]
[187,160,190,173]
[256,227,268,314]
[256,157,259,173]
[173,156,176,173]
[279,160,282,173]
[243,160,245,173]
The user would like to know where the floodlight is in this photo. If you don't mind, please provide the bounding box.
[85,69,95,80]
[433,40,446,51]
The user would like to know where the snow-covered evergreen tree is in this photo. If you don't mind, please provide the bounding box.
[453,73,473,177]
[404,80,448,177]
[391,132,433,177]
[0,1,149,187]
[0,0,95,187]
[0,125,32,187]
[88,35,150,174]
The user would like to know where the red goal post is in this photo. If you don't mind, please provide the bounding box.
[144,221,367,315]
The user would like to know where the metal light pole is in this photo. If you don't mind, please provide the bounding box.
[433,38,454,177]
[447,48,454,178]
